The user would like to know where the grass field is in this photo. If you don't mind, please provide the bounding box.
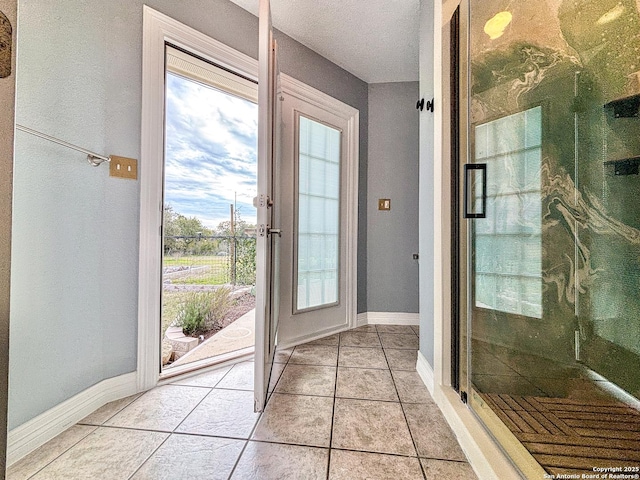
[164,255,230,285]
[172,271,229,285]
[163,255,229,267]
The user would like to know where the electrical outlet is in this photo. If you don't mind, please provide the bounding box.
[109,156,138,180]
[378,198,391,210]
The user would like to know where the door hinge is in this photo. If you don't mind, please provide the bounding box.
[254,194,266,208]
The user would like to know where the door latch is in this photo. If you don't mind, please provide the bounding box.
[267,228,282,237]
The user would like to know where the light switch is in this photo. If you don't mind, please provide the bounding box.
[378,198,391,210]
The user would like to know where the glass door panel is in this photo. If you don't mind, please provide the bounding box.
[295,116,341,312]
[465,0,640,475]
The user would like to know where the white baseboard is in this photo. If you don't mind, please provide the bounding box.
[277,324,351,350]
[416,350,434,395]
[415,355,521,479]
[7,372,138,466]
[279,311,419,348]
[361,312,419,325]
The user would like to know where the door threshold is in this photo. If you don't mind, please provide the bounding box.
[158,346,255,383]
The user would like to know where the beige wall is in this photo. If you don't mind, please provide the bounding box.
[0,0,16,475]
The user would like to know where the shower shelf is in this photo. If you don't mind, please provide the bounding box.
[604,156,640,176]
[604,93,640,118]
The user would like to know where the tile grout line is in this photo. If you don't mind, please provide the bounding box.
[226,436,428,460]
[28,382,216,480]
[166,363,251,479]
[225,432,255,479]
[258,389,408,403]
[77,392,143,427]
[325,334,341,480]
[19,425,98,480]
[379,332,429,480]
[227,347,292,480]
[225,394,267,476]
[171,385,216,433]
[125,432,173,480]
[104,376,225,437]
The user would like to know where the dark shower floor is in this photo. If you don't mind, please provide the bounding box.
[480,392,640,475]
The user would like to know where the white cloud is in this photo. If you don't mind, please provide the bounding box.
[164,74,258,228]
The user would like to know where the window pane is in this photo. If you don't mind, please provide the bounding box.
[296,116,341,310]
[474,106,542,318]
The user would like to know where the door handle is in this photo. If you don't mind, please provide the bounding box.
[267,228,282,237]
[463,163,487,219]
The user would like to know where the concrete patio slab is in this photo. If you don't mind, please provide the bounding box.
[169,309,255,368]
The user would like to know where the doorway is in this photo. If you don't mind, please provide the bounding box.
[160,46,258,374]
[139,7,359,391]
[138,8,265,390]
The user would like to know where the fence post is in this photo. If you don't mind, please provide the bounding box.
[230,204,236,285]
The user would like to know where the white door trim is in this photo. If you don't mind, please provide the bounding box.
[139,7,358,390]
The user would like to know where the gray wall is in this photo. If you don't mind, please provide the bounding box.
[367,83,420,313]
[10,0,368,429]
[275,34,368,314]
[419,0,435,365]
[0,0,16,472]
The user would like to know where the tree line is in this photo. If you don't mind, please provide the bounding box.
[163,204,255,257]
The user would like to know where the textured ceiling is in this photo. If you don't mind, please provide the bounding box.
[228,0,421,84]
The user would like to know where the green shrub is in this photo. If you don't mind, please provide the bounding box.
[176,288,232,336]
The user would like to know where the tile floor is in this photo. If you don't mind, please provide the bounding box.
[7,324,477,480]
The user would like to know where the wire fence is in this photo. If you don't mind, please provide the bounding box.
[162,235,256,288]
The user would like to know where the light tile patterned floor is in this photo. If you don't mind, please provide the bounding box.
[7,325,477,480]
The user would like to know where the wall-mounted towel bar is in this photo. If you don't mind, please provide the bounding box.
[15,124,111,166]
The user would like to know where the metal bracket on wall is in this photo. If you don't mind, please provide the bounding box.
[416,98,434,112]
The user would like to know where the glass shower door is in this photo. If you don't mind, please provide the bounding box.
[465,0,640,476]
[578,87,640,402]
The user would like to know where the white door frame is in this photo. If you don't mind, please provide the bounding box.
[138,7,358,391]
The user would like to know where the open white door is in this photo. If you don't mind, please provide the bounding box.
[254,0,281,413]
[275,84,359,348]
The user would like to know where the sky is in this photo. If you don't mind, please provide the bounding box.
[164,72,258,230]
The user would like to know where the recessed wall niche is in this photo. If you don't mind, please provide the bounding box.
[0,10,12,78]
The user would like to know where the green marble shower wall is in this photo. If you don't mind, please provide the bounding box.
[468,0,640,398]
